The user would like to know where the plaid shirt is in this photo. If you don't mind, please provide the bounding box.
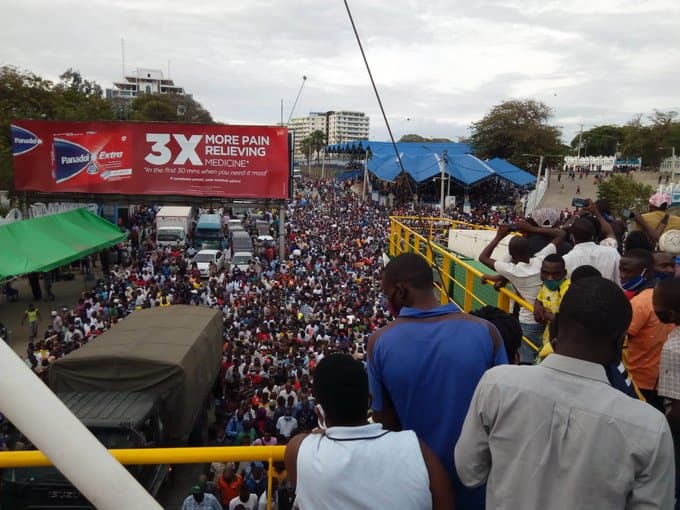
[658,326,680,400]
[180,493,222,510]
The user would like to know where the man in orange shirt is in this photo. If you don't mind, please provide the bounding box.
[620,249,674,410]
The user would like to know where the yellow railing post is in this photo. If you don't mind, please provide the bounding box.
[267,454,274,510]
[464,267,474,312]
[497,291,510,313]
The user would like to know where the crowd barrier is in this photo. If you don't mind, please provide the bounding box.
[0,446,286,510]
[388,215,539,352]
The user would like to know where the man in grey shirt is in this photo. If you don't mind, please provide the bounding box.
[455,276,674,509]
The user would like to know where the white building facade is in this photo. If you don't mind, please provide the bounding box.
[289,110,370,157]
[327,110,370,145]
[106,68,188,116]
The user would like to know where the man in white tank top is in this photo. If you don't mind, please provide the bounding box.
[284,353,453,510]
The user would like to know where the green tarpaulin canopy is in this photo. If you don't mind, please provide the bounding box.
[0,208,126,280]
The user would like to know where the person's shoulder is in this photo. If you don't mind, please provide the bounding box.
[607,387,670,433]
[631,287,654,303]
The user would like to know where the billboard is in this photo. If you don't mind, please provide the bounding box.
[11,120,290,200]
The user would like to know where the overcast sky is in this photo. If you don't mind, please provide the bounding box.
[3,0,680,143]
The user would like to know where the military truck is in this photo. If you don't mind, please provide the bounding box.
[1,305,223,509]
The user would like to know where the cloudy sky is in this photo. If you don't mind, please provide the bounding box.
[3,0,680,143]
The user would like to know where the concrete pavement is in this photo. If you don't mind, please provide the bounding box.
[539,170,662,211]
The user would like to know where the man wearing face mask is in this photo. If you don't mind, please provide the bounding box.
[180,484,222,510]
[369,253,506,510]
[533,253,570,355]
[620,249,674,410]
[285,353,454,509]
[455,277,675,510]
[654,251,677,281]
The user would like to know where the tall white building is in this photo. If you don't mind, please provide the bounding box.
[106,68,188,116]
[289,110,370,157]
[289,112,327,155]
[327,110,370,145]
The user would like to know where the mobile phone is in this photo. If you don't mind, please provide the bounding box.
[571,198,588,208]
[507,224,519,232]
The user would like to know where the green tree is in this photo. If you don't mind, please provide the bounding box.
[308,130,326,162]
[128,93,213,123]
[470,99,565,170]
[620,110,680,168]
[52,69,113,121]
[398,134,453,143]
[570,125,624,156]
[597,174,654,218]
[399,134,427,142]
[0,66,113,190]
[299,137,313,167]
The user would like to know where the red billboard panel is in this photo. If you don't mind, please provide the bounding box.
[11,120,290,200]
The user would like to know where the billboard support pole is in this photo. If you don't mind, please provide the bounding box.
[278,204,286,262]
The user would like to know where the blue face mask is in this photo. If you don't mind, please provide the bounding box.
[655,271,675,281]
[622,274,647,291]
[543,278,565,291]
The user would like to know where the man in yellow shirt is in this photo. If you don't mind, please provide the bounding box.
[534,254,570,357]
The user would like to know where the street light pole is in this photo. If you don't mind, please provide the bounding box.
[673,146,677,183]
[439,151,448,215]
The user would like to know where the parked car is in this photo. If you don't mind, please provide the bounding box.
[193,249,225,277]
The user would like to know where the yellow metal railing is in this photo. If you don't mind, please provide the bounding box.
[389,216,539,353]
[0,445,286,510]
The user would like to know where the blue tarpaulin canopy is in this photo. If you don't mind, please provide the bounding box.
[485,158,537,187]
[326,141,537,188]
[341,142,493,186]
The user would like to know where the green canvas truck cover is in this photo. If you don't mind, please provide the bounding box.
[49,306,222,442]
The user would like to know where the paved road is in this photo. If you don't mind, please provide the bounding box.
[1,269,99,356]
[539,170,663,211]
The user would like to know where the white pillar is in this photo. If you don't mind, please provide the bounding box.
[439,155,446,215]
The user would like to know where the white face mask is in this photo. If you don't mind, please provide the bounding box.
[315,404,327,430]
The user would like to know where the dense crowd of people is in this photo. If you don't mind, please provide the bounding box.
[3,175,680,509]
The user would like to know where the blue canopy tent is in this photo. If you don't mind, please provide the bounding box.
[485,158,537,187]
[364,142,492,186]
[326,141,536,190]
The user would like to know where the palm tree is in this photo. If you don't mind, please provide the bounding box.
[300,137,313,171]
[309,130,326,163]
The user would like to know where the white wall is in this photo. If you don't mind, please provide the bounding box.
[448,228,509,261]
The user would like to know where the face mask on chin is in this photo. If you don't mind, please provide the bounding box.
[621,273,647,292]
[655,271,675,281]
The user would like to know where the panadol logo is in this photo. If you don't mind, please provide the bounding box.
[61,154,91,164]
[11,125,41,155]
[53,138,93,183]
